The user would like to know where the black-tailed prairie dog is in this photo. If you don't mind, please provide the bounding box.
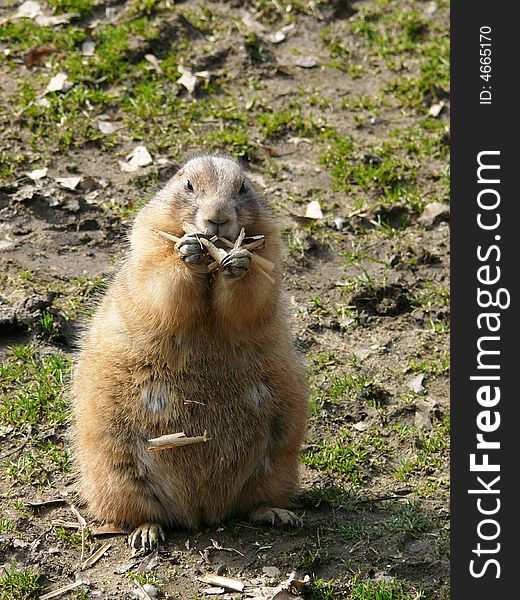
[72,154,309,551]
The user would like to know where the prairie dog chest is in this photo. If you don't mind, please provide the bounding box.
[136,334,273,429]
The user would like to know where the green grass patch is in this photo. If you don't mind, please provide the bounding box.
[302,432,388,485]
[0,345,72,432]
[347,574,421,600]
[0,563,42,600]
[320,134,419,208]
[4,441,71,485]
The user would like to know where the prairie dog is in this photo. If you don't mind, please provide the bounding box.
[72,154,309,551]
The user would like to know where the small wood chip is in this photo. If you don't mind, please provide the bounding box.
[199,574,245,592]
[92,523,130,536]
[147,431,210,452]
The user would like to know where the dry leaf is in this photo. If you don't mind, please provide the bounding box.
[305,200,323,219]
[16,1,41,19]
[23,46,57,67]
[242,13,267,34]
[266,31,286,44]
[36,12,79,26]
[45,73,73,94]
[127,145,153,168]
[145,54,162,73]
[293,56,317,68]
[353,421,370,432]
[26,167,48,181]
[406,374,426,394]
[177,65,198,95]
[97,120,117,134]
[39,581,85,600]
[428,101,445,117]
[82,41,96,56]
[55,176,81,190]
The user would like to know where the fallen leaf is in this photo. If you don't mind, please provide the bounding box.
[406,374,426,394]
[200,588,226,596]
[417,201,450,227]
[16,1,41,19]
[353,421,370,432]
[26,167,48,181]
[242,13,267,34]
[82,41,96,56]
[199,574,245,592]
[177,65,198,95]
[262,566,281,578]
[126,145,153,168]
[55,176,81,190]
[305,200,323,219]
[97,120,117,134]
[428,101,445,117]
[45,72,73,94]
[36,12,79,27]
[293,56,317,68]
[23,46,57,67]
[266,31,286,44]
[145,54,162,73]
[24,498,67,509]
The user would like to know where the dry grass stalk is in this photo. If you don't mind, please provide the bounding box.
[40,580,85,600]
[148,430,210,452]
[70,504,88,565]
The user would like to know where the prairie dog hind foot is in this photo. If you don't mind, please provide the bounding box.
[128,523,165,553]
[250,507,303,528]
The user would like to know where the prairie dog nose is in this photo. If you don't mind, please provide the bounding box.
[207,213,229,225]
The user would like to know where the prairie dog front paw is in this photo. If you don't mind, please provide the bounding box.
[175,233,206,266]
[220,249,251,280]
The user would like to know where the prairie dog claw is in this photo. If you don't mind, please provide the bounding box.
[250,507,303,528]
[128,523,165,553]
[220,249,251,279]
[175,233,206,265]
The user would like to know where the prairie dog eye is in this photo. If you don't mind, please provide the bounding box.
[186,180,194,192]
[239,180,246,194]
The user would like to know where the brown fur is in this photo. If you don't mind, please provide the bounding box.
[72,154,309,531]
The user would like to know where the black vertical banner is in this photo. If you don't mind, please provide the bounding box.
[452,2,518,598]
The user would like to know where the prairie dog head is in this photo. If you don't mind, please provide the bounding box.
[132,155,273,251]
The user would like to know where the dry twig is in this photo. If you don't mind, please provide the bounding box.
[81,542,111,570]
[147,430,210,452]
[150,223,275,282]
[198,574,245,592]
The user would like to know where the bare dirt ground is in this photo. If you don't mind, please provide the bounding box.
[0,1,450,598]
